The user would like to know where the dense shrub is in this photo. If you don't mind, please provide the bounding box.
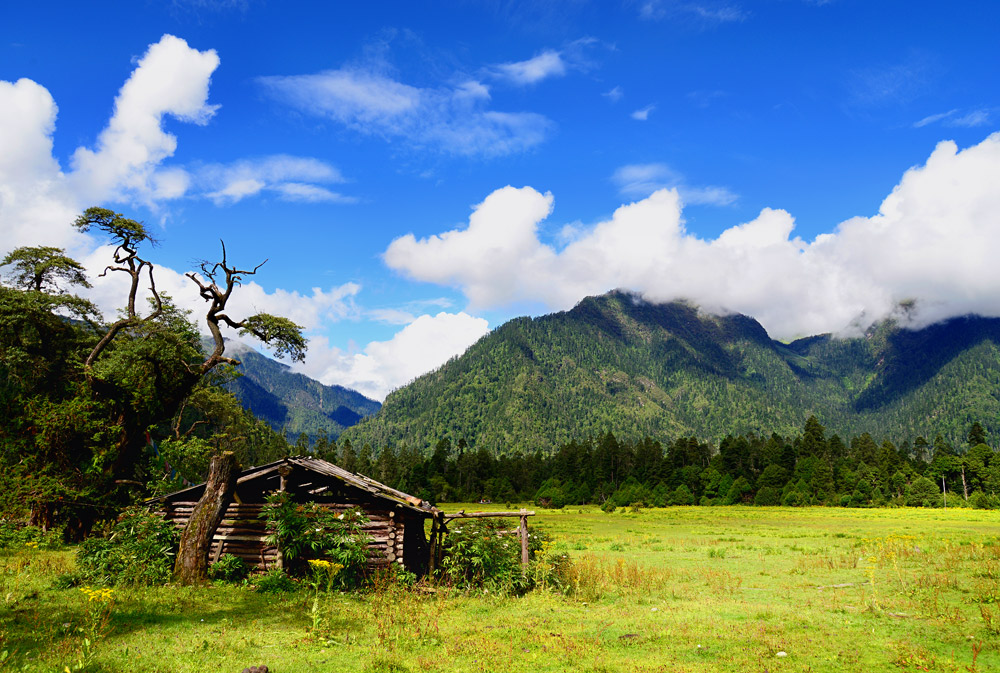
[753,487,782,506]
[209,553,250,583]
[534,478,567,509]
[669,484,695,506]
[253,567,298,593]
[76,507,179,586]
[906,477,941,507]
[261,492,371,587]
[439,518,549,594]
[0,521,64,550]
[969,491,1000,509]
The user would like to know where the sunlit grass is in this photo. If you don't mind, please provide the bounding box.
[1,506,998,672]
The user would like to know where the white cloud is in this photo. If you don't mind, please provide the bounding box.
[259,66,552,157]
[640,1,747,24]
[0,35,428,400]
[299,312,490,400]
[612,163,737,206]
[913,109,957,128]
[0,35,222,258]
[949,109,990,128]
[493,50,566,85]
[631,105,655,121]
[368,308,417,325]
[384,186,558,309]
[384,132,1000,339]
[199,155,352,205]
[914,108,991,129]
[69,35,220,208]
[602,86,623,103]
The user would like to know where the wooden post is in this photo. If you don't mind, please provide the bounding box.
[276,464,291,570]
[428,513,440,575]
[942,476,947,508]
[520,508,529,567]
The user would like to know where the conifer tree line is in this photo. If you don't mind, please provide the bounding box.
[306,417,1000,510]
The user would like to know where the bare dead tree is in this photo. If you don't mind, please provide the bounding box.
[186,240,306,376]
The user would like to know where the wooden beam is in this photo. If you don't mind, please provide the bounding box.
[443,510,535,520]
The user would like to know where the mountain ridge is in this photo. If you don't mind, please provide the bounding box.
[219,340,381,439]
[341,290,1000,452]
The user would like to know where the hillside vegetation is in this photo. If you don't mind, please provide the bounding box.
[345,291,1000,452]
[223,342,380,440]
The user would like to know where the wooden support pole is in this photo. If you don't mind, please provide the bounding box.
[428,513,440,575]
[276,464,291,570]
[520,508,529,567]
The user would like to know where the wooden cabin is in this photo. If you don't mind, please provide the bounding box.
[155,456,439,575]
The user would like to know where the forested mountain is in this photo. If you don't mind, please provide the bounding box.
[342,290,1000,453]
[222,341,380,439]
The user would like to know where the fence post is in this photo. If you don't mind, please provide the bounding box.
[276,464,291,570]
[520,508,529,567]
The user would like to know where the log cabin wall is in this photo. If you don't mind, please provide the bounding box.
[160,500,416,573]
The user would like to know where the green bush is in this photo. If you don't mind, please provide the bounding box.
[0,521,64,550]
[76,507,179,586]
[969,491,1000,509]
[439,518,549,594]
[209,553,250,583]
[261,492,371,587]
[669,484,694,506]
[753,486,782,506]
[253,567,299,593]
[906,477,941,507]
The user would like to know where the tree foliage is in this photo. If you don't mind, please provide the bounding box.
[343,291,1000,454]
[0,207,305,534]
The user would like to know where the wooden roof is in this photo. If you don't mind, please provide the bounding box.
[152,456,439,516]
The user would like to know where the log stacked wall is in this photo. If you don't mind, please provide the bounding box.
[161,501,413,571]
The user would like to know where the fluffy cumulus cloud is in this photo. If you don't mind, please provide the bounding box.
[299,312,490,400]
[0,34,346,257]
[258,67,552,157]
[385,132,1000,339]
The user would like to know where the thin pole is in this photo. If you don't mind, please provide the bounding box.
[520,508,529,567]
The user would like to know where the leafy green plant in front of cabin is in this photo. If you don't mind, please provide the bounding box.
[261,491,371,587]
[75,506,179,586]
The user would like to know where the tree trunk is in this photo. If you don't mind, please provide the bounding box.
[174,452,239,585]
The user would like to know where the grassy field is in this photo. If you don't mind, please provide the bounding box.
[2,506,999,672]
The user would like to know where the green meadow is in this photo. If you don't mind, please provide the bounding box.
[3,506,999,672]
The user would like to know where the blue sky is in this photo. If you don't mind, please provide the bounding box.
[2,1,999,399]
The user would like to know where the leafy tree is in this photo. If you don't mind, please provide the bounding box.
[0,207,306,533]
[1,245,92,294]
[907,477,941,507]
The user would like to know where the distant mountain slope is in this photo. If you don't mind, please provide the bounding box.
[222,342,380,439]
[342,291,1000,451]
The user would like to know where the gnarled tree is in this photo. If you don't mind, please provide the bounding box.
[1,207,306,538]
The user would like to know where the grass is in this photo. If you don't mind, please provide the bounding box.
[2,505,999,672]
